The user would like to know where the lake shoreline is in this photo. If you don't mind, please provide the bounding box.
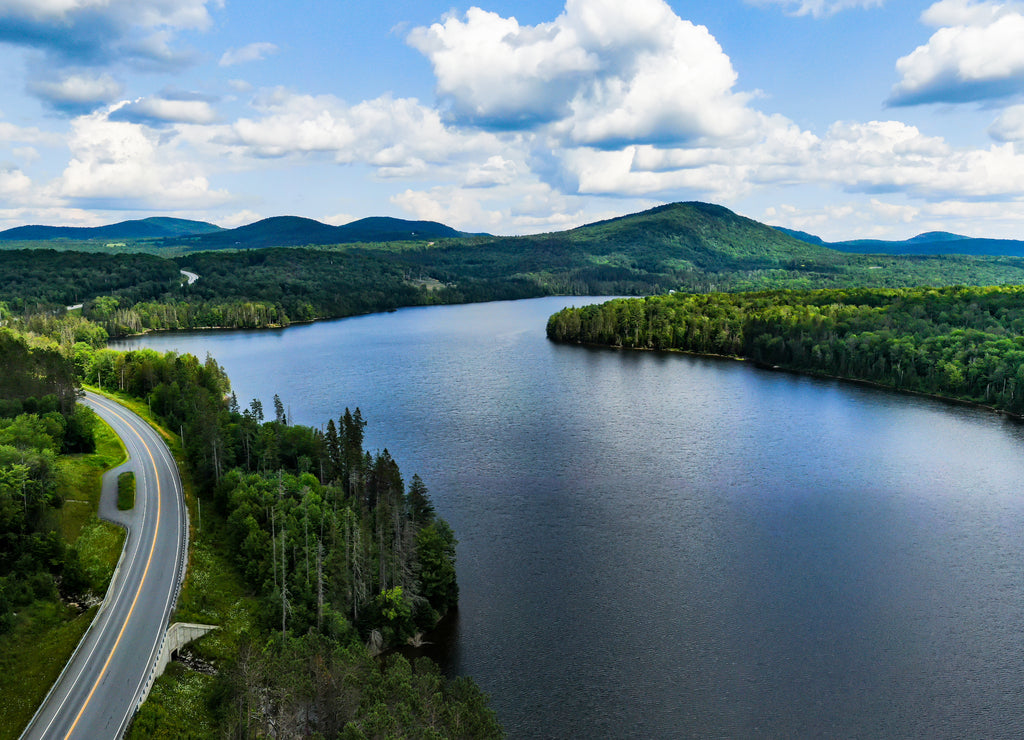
[555,338,1024,423]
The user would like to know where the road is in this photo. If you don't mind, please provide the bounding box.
[21,391,188,740]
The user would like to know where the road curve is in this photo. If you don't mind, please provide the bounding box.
[21,391,187,740]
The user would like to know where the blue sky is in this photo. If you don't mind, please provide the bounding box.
[2,0,1024,240]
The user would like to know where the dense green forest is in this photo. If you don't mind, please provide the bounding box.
[70,346,500,738]
[548,285,1024,416]
[0,250,182,313]
[0,315,500,736]
[7,203,1024,339]
[0,329,100,635]
[0,328,134,737]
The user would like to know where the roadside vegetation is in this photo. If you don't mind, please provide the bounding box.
[75,348,501,738]
[117,471,135,510]
[0,328,126,739]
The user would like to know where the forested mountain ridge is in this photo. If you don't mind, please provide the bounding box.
[7,201,1024,338]
[778,225,1024,258]
[0,217,222,242]
[160,215,467,250]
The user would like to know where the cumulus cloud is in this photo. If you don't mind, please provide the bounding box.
[219,42,279,67]
[391,182,608,232]
[0,166,32,199]
[53,105,228,208]
[109,91,218,125]
[0,0,219,97]
[28,71,123,113]
[0,120,55,145]
[223,89,505,177]
[544,110,1024,209]
[890,0,1024,105]
[989,104,1024,141]
[746,0,885,17]
[408,0,757,147]
[767,197,1024,241]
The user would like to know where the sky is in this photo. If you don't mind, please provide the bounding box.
[2,0,1024,240]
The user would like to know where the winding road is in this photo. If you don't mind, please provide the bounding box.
[21,391,188,740]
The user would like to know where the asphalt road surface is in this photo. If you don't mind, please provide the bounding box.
[21,391,187,740]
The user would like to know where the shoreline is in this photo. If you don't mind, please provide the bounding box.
[556,339,1024,424]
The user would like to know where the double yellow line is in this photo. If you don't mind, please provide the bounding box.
[62,399,162,740]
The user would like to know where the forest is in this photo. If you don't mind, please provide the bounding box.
[8,202,1024,339]
[547,285,1024,416]
[0,329,98,637]
[74,345,500,738]
[0,317,501,737]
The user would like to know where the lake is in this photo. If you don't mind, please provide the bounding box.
[113,296,1024,738]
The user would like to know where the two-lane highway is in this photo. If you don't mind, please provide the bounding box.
[21,391,187,740]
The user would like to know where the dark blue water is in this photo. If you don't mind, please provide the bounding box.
[113,297,1024,738]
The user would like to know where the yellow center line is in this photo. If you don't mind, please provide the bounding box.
[63,399,162,740]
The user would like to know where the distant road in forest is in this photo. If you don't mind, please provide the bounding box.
[21,392,187,740]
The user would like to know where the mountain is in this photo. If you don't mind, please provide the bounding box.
[772,227,826,246]
[779,227,1024,258]
[0,217,222,241]
[558,201,831,269]
[164,215,466,250]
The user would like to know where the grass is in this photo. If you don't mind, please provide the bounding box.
[55,413,126,543]
[128,663,220,739]
[117,470,135,510]
[125,504,259,738]
[126,515,259,739]
[75,518,126,594]
[0,410,126,740]
[0,602,99,739]
[82,386,259,737]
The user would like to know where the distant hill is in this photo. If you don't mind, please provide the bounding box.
[0,217,222,241]
[772,227,826,246]
[779,226,1024,258]
[564,202,828,267]
[164,215,466,250]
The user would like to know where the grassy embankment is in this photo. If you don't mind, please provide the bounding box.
[0,417,126,739]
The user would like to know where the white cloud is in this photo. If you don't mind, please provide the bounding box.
[224,90,504,176]
[0,166,32,198]
[465,155,518,187]
[767,197,1024,241]
[28,71,123,112]
[989,104,1024,141]
[0,0,218,30]
[545,111,1024,210]
[12,146,39,163]
[111,95,218,125]
[0,120,54,145]
[219,42,279,67]
[746,0,885,17]
[409,0,757,147]
[391,181,622,233]
[322,212,355,226]
[53,106,228,207]
[219,209,261,228]
[812,120,1024,199]
[0,0,220,88]
[890,0,1024,105]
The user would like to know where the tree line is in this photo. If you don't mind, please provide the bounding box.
[548,285,1024,415]
[72,344,500,737]
[0,317,500,736]
[0,328,98,634]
